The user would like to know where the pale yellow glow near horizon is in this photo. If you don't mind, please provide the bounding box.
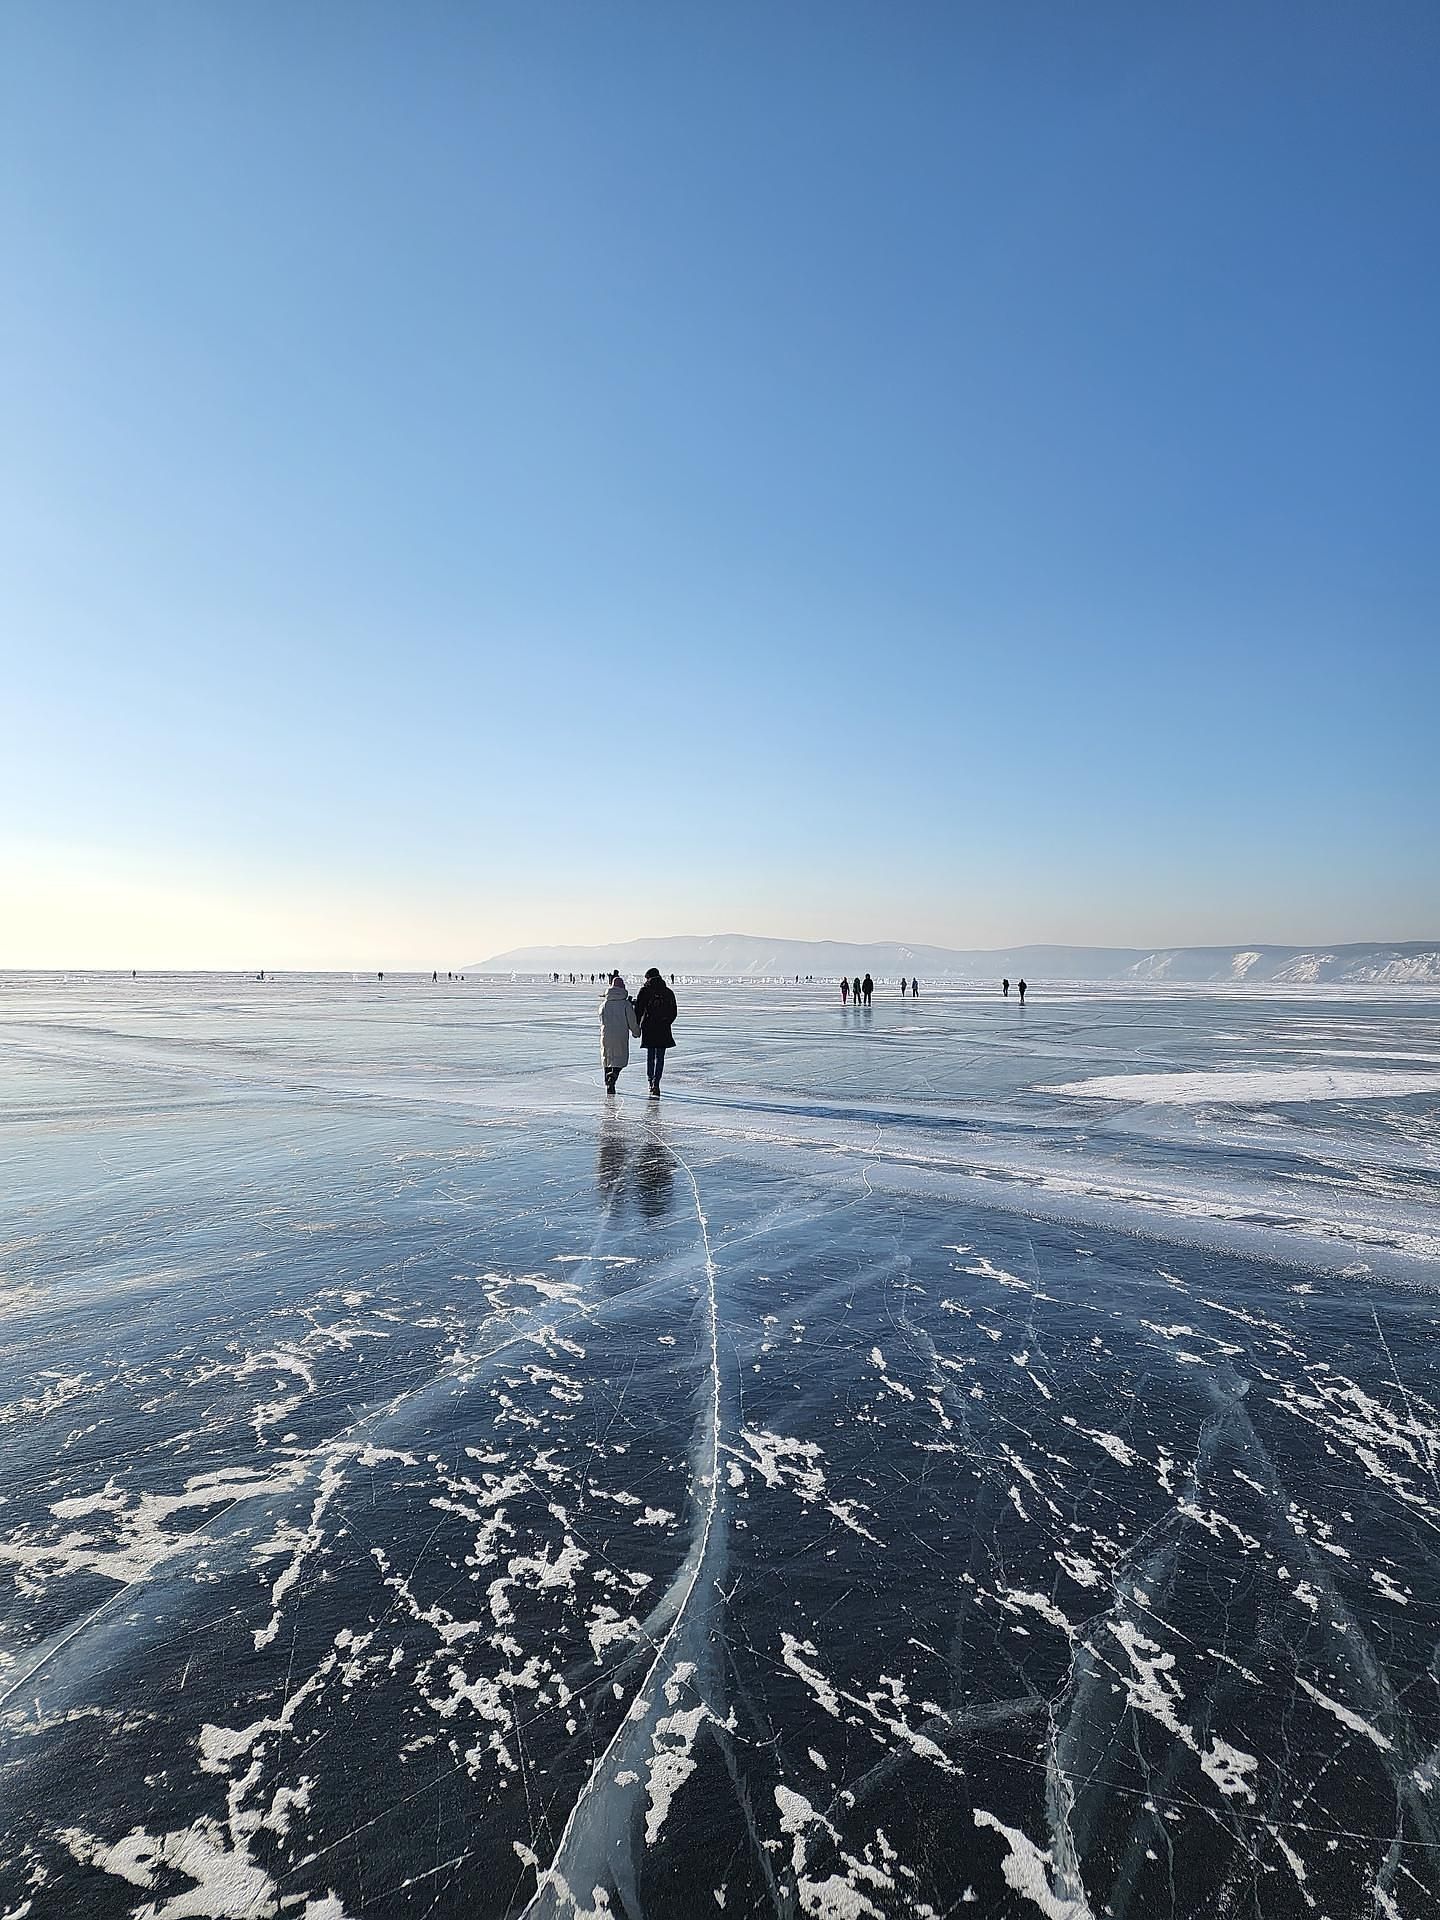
[0,844,952,971]
[0,847,532,972]
[7,844,1397,970]
[1,845,851,971]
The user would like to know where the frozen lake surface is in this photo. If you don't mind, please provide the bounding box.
[2,973,1440,1919]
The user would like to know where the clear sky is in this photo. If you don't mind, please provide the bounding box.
[3,2,1437,968]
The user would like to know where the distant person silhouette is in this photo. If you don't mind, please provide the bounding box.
[911,977,918,997]
[862,973,873,1006]
[1002,978,1010,998]
[1018,978,1027,1004]
[635,967,678,1097]
[840,977,850,1005]
[900,977,907,997]
[852,976,862,1006]
[599,975,640,1095]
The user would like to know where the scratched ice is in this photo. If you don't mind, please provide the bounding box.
[2,974,1440,1918]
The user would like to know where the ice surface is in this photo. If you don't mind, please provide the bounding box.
[2,973,1439,1918]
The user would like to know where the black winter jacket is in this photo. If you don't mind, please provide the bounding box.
[634,979,678,1049]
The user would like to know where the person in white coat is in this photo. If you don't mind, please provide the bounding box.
[599,974,641,1095]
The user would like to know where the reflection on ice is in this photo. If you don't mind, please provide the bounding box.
[1,975,1438,1916]
[596,1109,677,1224]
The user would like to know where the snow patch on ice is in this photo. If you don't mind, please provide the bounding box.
[1041,1067,1440,1106]
[972,1810,1093,1918]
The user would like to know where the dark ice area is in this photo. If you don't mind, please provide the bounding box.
[2,975,1439,1919]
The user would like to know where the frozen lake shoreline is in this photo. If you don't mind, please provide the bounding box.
[2,978,1439,1917]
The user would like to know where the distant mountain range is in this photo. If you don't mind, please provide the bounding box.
[471,934,1440,985]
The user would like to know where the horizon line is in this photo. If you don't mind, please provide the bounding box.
[476,930,1440,957]
[6,928,1439,977]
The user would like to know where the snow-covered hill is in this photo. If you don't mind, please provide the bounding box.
[471,934,1440,984]
[1128,944,1440,983]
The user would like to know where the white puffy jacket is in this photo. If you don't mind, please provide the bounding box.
[599,983,640,1070]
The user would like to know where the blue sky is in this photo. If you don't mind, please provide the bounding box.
[2,2,1436,966]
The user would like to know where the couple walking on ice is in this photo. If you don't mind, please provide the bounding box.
[600,968,677,1098]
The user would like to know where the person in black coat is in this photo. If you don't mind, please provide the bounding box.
[862,973,874,1006]
[634,967,679,1096]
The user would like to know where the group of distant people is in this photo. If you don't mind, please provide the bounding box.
[840,973,919,1005]
[245,971,469,983]
[840,974,1027,1004]
[560,971,682,987]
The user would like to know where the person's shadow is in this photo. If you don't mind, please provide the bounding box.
[633,1110,675,1220]
[596,1110,630,1214]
